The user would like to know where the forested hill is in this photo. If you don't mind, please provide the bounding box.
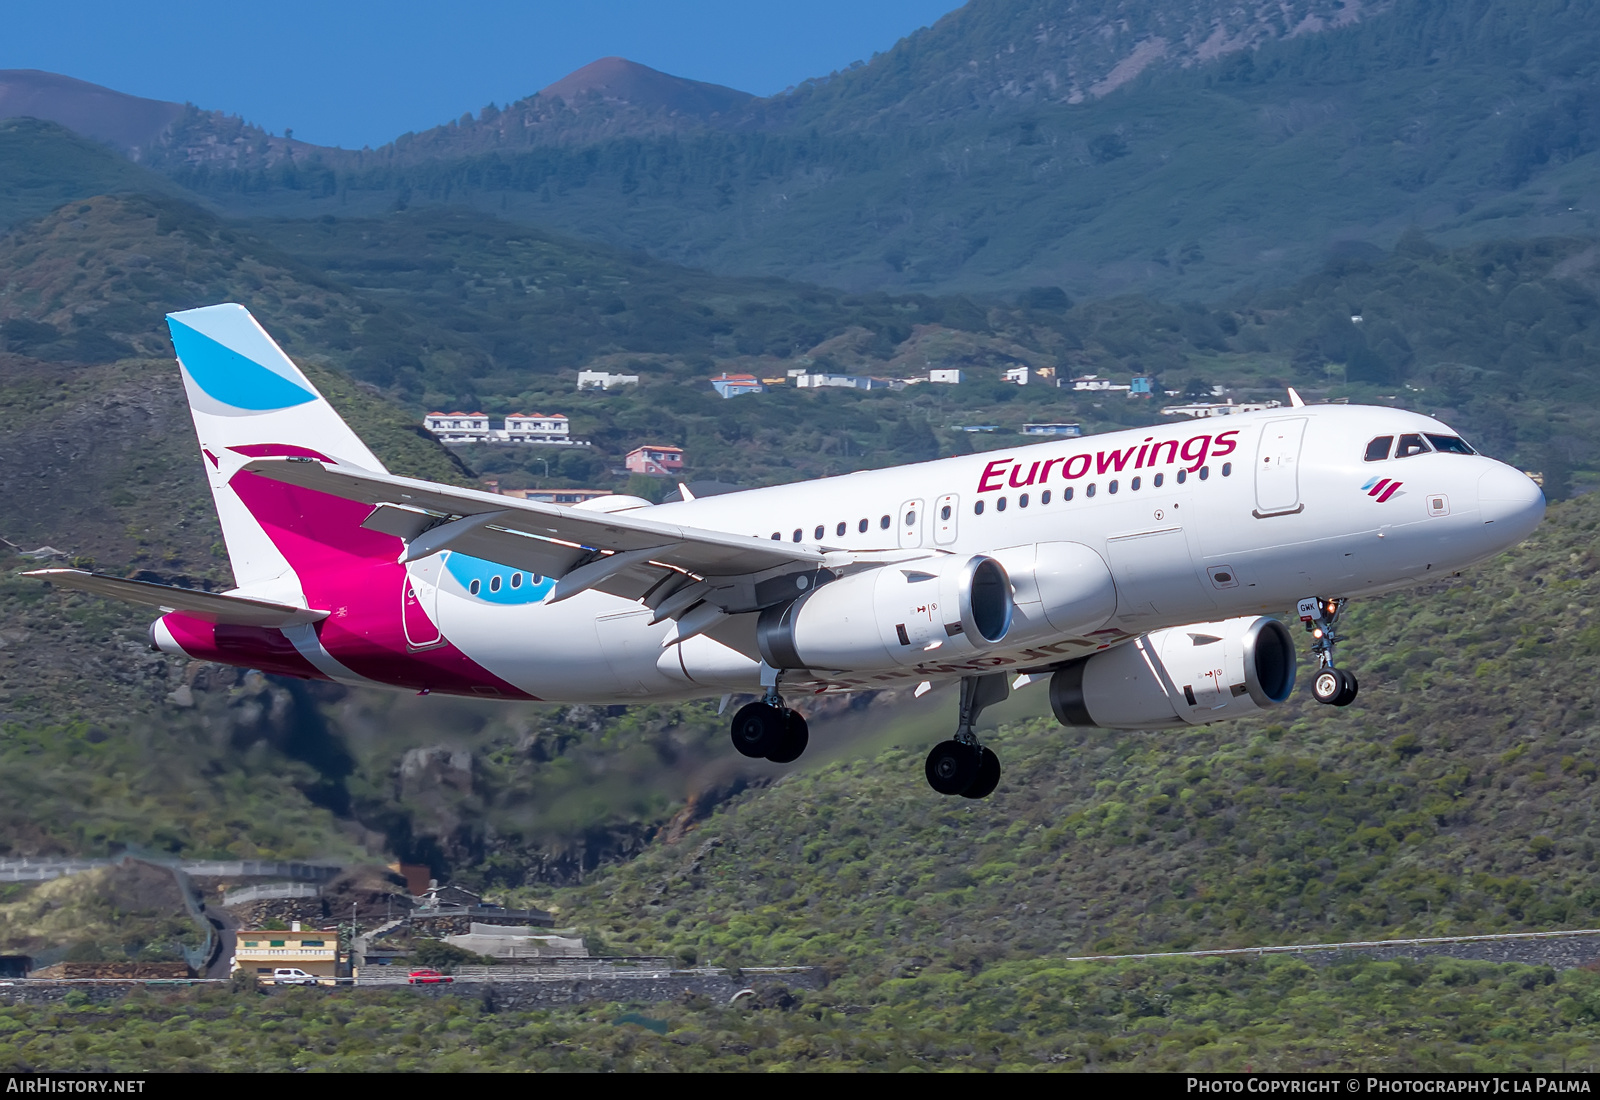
[131,0,1600,302]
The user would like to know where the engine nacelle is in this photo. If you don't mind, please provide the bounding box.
[757,555,1013,672]
[1049,616,1297,730]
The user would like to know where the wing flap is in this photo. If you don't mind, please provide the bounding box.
[25,569,329,627]
[242,457,823,579]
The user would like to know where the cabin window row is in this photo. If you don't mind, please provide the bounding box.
[770,515,894,542]
[467,571,543,596]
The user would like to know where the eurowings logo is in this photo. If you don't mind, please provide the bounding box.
[1361,477,1404,502]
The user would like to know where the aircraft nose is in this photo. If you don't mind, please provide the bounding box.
[1477,463,1545,542]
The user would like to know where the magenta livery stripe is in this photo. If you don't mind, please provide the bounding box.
[1377,481,1403,503]
[1368,479,1391,497]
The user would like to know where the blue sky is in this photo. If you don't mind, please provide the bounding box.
[3,1,964,149]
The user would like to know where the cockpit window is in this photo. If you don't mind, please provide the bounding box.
[1364,436,1393,462]
[1425,433,1475,455]
[1395,433,1431,458]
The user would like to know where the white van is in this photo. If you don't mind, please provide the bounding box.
[270,968,318,985]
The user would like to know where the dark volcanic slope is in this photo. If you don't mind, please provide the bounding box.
[0,70,184,153]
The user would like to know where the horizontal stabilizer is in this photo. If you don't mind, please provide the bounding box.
[24,569,329,627]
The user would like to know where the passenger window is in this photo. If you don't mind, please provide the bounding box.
[1177,469,1187,484]
[904,510,916,526]
[469,579,481,595]
[1364,436,1393,462]
[792,529,802,542]
[974,500,985,515]
[1425,433,1475,455]
[879,514,891,529]
[1131,477,1141,491]
[1222,463,1232,477]
[836,522,847,537]
[858,519,868,533]
[771,532,781,541]
[814,525,825,540]
[1395,433,1430,458]
[1108,480,1118,494]
[510,573,522,589]
[1041,490,1052,504]
[996,497,1007,512]
[1063,487,1074,501]
[940,505,951,521]
[1018,494,1029,508]
[489,576,502,593]
[1153,473,1164,487]
[1199,466,1209,480]
[1086,483,1097,498]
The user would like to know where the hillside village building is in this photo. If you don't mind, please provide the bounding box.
[625,445,684,475]
[710,372,765,398]
[423,412,491,442]
[424,413,585,446]
[234,922,339,983]
[1161,398,1284,418]
[577,370,639,390]
[928,368,963,384]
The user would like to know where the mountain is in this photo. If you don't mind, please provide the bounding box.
[0,70,184,155]
[540,56,754,118]
[134,0,1600,303]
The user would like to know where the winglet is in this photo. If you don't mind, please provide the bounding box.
[1287,387,1306,408]
[677,482,696,501]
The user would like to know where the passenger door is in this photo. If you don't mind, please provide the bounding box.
[1254,417,1308,517]
[402,558,445,650]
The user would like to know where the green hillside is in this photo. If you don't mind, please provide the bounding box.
[0,119,190,231]
[2,955,1598,1070]
[155,1,1600,302]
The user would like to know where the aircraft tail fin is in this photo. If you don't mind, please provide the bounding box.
[166,303,387,594]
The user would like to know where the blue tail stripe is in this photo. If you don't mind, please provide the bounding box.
[169,319,317,412]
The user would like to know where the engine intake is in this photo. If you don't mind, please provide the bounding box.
[758,555,1012,672]
[1049,616,1296,730]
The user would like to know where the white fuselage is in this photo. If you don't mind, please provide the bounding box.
[412,404,1544,703]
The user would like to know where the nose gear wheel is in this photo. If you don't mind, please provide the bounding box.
[1299,596,1359,707]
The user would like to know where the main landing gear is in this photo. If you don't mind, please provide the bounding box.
[925,673,1007,800]
[729,666,809,764]
[1298,596,1359,707]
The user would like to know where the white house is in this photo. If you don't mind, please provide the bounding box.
[505,414,571,443]
[1003,366,1031,385]
[1160,399,1284,419]
[577,370,639,390]
[423,412,493,443]
[1070,375,1131,392]
[793,373,893,390]
[929,368,963,384]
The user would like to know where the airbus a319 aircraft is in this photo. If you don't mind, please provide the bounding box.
[31,305,1546,800]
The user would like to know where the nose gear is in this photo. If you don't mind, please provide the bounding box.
[1298,596,1359,706]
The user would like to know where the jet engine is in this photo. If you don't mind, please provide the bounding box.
[757,554,1012,672]
[1049,616,1297,730]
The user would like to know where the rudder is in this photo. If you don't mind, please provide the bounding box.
[167,303,387,596]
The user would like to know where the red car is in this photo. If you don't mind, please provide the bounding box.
[407,968,453,985]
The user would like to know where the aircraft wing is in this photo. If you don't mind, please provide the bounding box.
[240,457,828,613]
[24,569,331,628]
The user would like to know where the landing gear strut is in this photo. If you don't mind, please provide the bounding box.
[925,673,1006,799]
[729,664,809,764]
[1298,596,1359,707]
